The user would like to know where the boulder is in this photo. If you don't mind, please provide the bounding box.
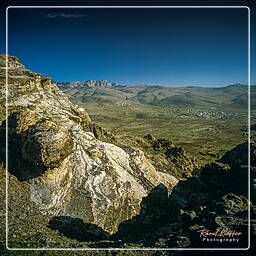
[22,120,74,168]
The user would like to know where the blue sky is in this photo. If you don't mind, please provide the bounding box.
[6,7,250,86]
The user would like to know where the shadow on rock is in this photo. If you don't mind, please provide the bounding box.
[0,111,74,181]
[0,116,46,181]
[48,216,110,242]
[112,183,178,245]
[112,142,255,248]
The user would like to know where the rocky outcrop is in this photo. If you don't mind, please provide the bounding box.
[114,141,255,248]
[133,134,200,179]
[0,54,25,69]
[84,123,117,143]
[0,54,183,234]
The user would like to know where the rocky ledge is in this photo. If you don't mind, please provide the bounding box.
[0,54,199,234]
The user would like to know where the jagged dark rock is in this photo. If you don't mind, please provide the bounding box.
[140,183,169,216]
[134,134,201,180]
[113,141,255,248]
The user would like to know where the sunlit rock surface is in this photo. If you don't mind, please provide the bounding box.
[0,54,181,233]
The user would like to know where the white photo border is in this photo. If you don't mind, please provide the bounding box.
[5,5,251,251]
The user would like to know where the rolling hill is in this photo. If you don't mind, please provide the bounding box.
[57,81,255,111]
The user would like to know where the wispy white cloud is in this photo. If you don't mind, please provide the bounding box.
[45,13,87,19]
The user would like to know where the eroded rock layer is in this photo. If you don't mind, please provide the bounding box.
[0,54,200,234]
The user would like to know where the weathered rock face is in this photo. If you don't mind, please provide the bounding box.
[133,134,200,180]
[0,54,183,234]
[0,54,25,69]
[84,123,117,143]
[22,120,74,168]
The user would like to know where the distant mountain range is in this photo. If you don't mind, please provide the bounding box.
[58,80,118,89]
[57,80,255,111]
